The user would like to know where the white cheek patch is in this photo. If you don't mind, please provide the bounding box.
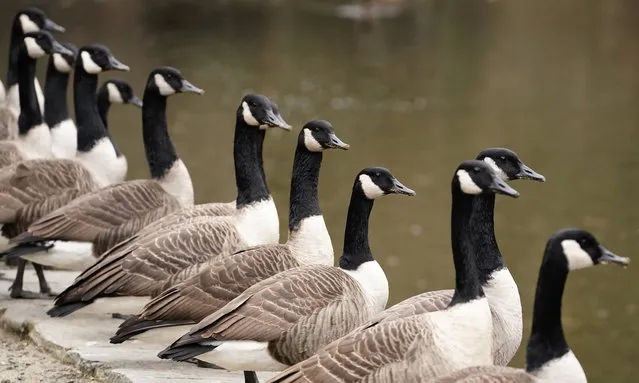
[154,74,175,96]
[106,83,124,103]
[359,174,385,199]
[561,239,594,270]
[53,53,72,72]
[24,37,46,58]
[242,101,260,126]
[456,169,483,195]
[483,157,508,181]
[19,15,40,33]
[81,51,102,74]
[303,128,324,152]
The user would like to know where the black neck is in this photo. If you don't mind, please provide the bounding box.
[525,242,570,372]
[339,187,374,270]
[234,112,270,207]
[96,85,111,129]
[44,58,70,128]
[288,147,323,231]
[17,47,43,134]
[74,63,109,153]
[6,20,23,87]
[471,194,506,284]
[142,88,178,179]
[449,185,484,305]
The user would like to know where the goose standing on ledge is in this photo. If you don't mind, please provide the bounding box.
[267,160,520,383]
[350,147,545,367]
[111,119,349,344]
[430,229,629,383]
[12,67,202,262]
[0,31,72,168]
[5,8,65,116]
[159,167,415,383]
[46,93,290,317]
[0,44,130,298]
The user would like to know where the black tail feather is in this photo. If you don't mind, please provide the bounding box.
[0,241,54,262]
[110,317,195,344]
[157,343,216,361]
[244,371,260,383]
[47,301,93,317]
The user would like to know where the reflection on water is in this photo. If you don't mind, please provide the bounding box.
[2,0,638,381]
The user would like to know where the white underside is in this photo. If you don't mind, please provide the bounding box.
[196,340,289,371]
[532,350,587,383]
[342,260,389,314]
[235,198,280,247]
[158,159,194,207]
[6,79,45,116]
[483,268,523,366]
[287,215,334,266]
[17,123,52,159]
[50,119,78,159]
[66,296,150,317]
[76,137,127,186]
[20,242,95,271]
[126,324,193,345]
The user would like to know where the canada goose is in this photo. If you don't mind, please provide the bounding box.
[97,79,143,126]
[158,167,415,382]
[267,160,520,383]
[46,93,291,317]
[44,42,78,159]
[348,148,545,367]
[429,228,629,383]
[0,31,72,168]
[5,8,65,116]
[110,119,350,344]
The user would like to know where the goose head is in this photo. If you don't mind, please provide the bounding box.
[549,228,630,271]
[103,79,142,107]
[146,66,204,97]
[240,94,291,131]
[77,45,129,74]
[22,31,73,59]
[51,42,77,73]
[356,167,416,199]
[299,120,350,152]
[454,160,520,198]
[15,7,65,34]
[476,147,545,182]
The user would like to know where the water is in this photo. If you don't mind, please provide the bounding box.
[2,0,638,381]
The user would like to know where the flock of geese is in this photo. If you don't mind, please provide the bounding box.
[0,7,631,383]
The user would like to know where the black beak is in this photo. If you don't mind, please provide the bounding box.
[107,55,130,72]
[51,41,73,56]
[389,178,416,196]
[327,133,350,150]
[128,96,143,108]
[598,245,630,266]
[44,18,65,33]
[490,176,520,198]
[516,163,546,182]
[180,79,204,94]
[262,110,292,131]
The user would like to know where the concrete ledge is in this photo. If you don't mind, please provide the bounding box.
[0,268,275,383]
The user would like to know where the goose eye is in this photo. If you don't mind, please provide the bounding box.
[500,156,506,161]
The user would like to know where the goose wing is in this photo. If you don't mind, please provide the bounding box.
[164,265,367,364]
[136,201,236,236]
[51,216,245,312]
[0,159,98,225]
[112,244,297,342]
[429,366,534,383]
[365,289,453,325]
[20,180,182,243]
[268,315,430,383]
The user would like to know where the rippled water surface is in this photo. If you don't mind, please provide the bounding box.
[2,1,638,381]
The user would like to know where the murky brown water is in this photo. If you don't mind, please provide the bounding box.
[2,0,638,381]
